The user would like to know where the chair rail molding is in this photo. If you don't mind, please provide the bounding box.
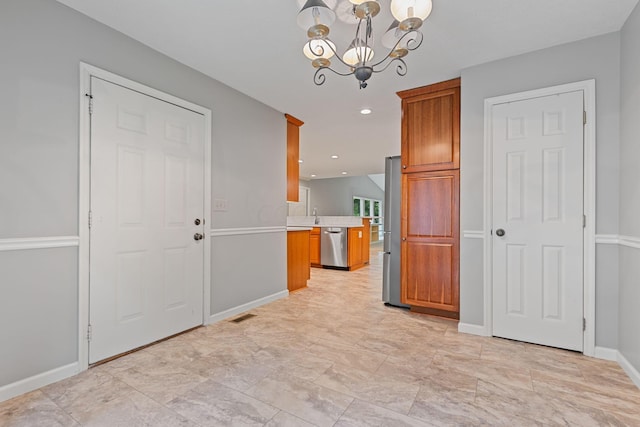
[595,234,640,249]
[0,236,79,252]
[210,226,287,237]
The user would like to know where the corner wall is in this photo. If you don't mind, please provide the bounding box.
[619,2,640,377]
[0,0,286,396]
[459,33,621,349]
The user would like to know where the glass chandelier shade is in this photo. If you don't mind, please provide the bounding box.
[390,0,432,30]
[297,0,336,32]
[342,39,375,66]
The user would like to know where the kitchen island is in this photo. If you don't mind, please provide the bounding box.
[288,216,371,272]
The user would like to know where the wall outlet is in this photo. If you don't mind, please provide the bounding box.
[213,198,228,212]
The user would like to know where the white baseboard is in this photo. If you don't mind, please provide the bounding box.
[458,322,490,336]
[207,290,289,324]
[0,362,79,403]
[618,351,640,389]
[594,346,618,361]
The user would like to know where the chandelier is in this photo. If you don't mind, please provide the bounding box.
[297,0,432,89]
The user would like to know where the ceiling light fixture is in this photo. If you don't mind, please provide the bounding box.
[360,108,372,115]
[299,159,304,163]
[297,0,432,89]
[331,155,339,159]
[342,171,348,175]
[311,174,317,177]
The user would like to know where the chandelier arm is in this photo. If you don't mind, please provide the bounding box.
[313,66,358,85]
[371,57,408,76]
[404,30,424,51]
[367,30,422,69]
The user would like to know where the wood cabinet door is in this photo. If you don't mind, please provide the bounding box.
[401,170,459,316]
[398,79,460,173]
[348,228,363,267]
[309,228,321,266]
[287,230,310,292]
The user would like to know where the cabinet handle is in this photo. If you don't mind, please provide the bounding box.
[402,237,406,241]
[402,165,407,169]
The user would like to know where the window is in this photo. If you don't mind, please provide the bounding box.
[353,197,381,220]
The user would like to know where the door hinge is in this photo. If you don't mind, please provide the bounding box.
[583,111,587,125]
[88,210,92,229]
[85,93,93,115]
[583,215,586,228]
[87,324,92,341]
[583,318,586,331]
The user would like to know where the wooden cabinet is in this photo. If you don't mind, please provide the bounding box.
[401,170,460,316]
[397,78,461,319]
[361,218,371,265]
[397,78,460,173]
[348,227,363,270]
[287,230,310,292]
[285,114,304,202]
[310,227,321,267]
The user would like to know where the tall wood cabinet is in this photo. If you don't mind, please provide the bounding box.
[397,78,461,318]
[285,114,304,202]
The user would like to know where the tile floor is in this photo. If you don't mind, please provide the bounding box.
[2,246,640,426]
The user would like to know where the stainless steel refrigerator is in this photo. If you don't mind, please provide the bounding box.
[382,156,409,308]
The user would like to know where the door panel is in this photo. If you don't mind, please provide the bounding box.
[492,90,584,351]
[89,77,205,364]
[401,170,459,314]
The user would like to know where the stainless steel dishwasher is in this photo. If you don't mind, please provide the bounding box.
[320,227,348,268]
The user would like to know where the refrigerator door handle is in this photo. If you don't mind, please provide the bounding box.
[383,231,391,253]
[382,252,391,303]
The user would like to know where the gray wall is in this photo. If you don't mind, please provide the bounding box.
[0,0,286,388]
[619,3,640,373]
[307,176,385,216]
[459,33,621,349]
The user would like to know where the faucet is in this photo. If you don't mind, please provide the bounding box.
[312,208,319,224]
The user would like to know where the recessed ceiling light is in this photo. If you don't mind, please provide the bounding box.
[331,155,339,159]
[341,171,348,175]
[360,108,372,115]
[298,159,304,163]
[311,174,317,178]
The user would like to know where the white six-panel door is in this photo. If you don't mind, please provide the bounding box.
[89,77,205,363]
[492,91,584,351]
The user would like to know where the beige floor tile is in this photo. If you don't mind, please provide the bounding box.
[532,369,640,418]
[335,399,435,426]
[0,390,79,427]
[108,359,208,404]
[314,364,420,413]
[432,351,533,390]
[166,379,279,426]
[264,410,316,427]
[246,373,354,427]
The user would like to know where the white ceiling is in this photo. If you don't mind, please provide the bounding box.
[57,0,638,179]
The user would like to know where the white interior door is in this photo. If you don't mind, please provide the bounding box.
[89,77,205,363]
[492,90,584,351]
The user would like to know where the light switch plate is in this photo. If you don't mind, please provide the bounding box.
[213,198,228,211]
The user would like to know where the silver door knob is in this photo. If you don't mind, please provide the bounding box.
[194,233,204,241]
[496,229,505,237]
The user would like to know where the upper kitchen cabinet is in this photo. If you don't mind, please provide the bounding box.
[285,114,304,202]
[397,78,460,173]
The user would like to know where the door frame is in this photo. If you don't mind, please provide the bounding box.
[77,63,212,371]
[482,80,596,356]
